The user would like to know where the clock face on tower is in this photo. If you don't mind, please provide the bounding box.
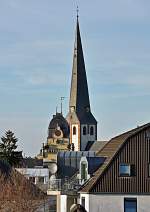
[53,128,63,139]
[55,130,61,137]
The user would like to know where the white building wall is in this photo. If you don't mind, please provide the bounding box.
[16,168,49,184]
[80,194,150,212]
[60,195,67,212]
[81,125,96,150]
[80,194,89,212]
[72,124,79,151]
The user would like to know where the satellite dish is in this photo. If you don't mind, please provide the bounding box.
[48,162,58,175]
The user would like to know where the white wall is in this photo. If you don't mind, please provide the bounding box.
[80,194,150,212]
[60,195,67,212]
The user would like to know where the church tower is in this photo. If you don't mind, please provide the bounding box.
[67,16,97,151]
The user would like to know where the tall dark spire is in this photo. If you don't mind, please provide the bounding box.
[69,18,91,117]
[67,15,97,151]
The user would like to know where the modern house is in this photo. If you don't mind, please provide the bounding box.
[79,123,150,212]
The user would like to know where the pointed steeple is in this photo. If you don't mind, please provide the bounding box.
[67,15,97,151]
[69,17,91,117]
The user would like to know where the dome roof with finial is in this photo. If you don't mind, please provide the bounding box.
[48,113,69,139]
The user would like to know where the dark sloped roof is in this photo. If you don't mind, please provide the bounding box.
[68,19,97,125]
[48,112,69,138]
[69,19,90,115]
[84,141,95,151]
[21,158,43,168]
[80,123,150,192]
[78,111,97,124]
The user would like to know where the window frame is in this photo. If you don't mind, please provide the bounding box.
[90,126,94,135]
[81,197,85,208]
[38,176,45,183]
[119,163,131,177]
[124,198,137,212]
[29,176,35,183]
[83,126,87,135]
[73,126,76,135]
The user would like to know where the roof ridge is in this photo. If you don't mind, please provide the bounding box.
[97,122,150,156]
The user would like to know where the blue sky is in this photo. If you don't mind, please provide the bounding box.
[0,0,150,156]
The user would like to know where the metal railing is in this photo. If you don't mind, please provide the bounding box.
[48,178,81,192]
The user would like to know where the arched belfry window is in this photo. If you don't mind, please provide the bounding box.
[83,126,86,135]
[90,126,94,135]
[73,126,76,135]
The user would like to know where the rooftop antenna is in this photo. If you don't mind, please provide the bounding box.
[60,97,65,114]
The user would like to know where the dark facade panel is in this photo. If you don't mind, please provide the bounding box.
[91,127,150,193]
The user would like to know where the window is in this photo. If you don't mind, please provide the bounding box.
[148,164,150,176]
[38,177,45,183]
[120,164,135,177]
[83,126,86,135]
[90,126,94,135]
[81,197,85,208]
[29,177,35,183]
[146,130,150,139]
[73,126,76,135]
[120,164,131,176]
[124,198,137,212]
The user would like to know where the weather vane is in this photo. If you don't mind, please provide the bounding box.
[77,6,79,19]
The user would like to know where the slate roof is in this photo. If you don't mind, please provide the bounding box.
[80,123,150,192]
[68,18,97,124]
[48,112,69,138]
[69,18,90,114]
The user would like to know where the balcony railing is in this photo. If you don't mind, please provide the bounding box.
[48,178,81,192]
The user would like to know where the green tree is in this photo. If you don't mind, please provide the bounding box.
[0,130,22,166]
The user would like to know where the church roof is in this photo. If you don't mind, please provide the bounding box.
[68,18,97,124]
[48,113,69,138]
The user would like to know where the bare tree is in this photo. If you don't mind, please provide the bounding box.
[0,170,47,212]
